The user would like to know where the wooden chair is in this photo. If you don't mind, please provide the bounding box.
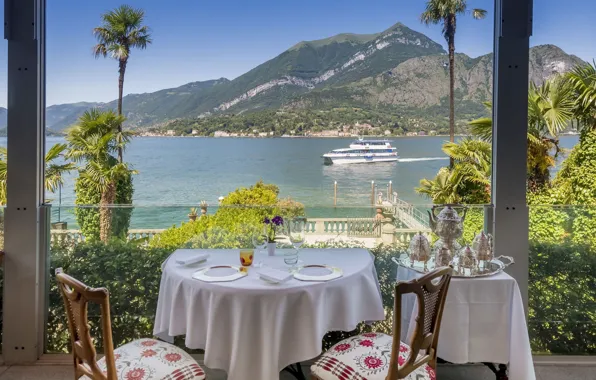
[55,268,207,380]
[311,266,453,380]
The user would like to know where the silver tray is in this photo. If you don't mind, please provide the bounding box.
[392,255,514,278]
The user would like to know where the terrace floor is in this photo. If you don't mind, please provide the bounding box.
[0,362,593,380]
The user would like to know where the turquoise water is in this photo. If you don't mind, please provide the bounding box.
[0,136,580,228]
[48,136,453,205]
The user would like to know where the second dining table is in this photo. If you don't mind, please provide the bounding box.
[153,248,385,380]
[396,265,536,380]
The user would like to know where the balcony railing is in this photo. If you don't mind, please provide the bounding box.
[49,220,431,245]
[50,229,165,243]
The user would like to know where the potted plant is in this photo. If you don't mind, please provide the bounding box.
[188,207,199,222]
[264,215,284,256]
[199,200,208,217]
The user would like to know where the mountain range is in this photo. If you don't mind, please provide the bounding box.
[0,22,587,132]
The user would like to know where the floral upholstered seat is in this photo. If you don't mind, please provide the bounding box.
[311,333,435,380]
[55,269,207,380]
[312,267,452,380]
[81,339,206,380]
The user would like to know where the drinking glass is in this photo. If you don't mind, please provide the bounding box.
[239,249,254,267]
[284,218,306,267]
[251,225,268,267]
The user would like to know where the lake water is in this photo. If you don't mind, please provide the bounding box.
[0,136,581,228]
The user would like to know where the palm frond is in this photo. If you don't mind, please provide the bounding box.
[468,117,493,142]
[536,76,574,136]
[417,167,461,204]
[568,62,596,107]
[92,43,108,58]
[471,8,487,19]
[526,132,543,146]
[45,143,68,162]
[128,26,152,50]
[93,27,117,44]
[567,61,596,128]
[443,138,492,168]
[44,143,76,193]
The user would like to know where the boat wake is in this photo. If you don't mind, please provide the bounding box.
[397,157,449,162]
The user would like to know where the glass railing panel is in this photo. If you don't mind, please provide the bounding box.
[0,206,4,353]
[529,205,596,355]
[46,203,491,353]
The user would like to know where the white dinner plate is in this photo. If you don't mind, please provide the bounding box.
[293,265,343,282]
[192,265,248,282]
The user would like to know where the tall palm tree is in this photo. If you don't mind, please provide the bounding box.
[420,0,487,168]
[469,77,574,190]
[66,109,135,242]
[0,144,76,205]
[93,5,151,162]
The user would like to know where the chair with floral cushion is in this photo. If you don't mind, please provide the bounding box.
[55,268,207,380]
[311,266,453,380]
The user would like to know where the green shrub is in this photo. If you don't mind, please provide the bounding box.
[150,217,212,249]
[569,208,596,246]
[551,130,596,245]
[47,240,172,352]
[529,242,596,354]
[527,191,570,245]
[462,208,485,244]
[276,197,306,219]
[529,206,570,244]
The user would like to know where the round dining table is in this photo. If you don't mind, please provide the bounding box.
[153,248,385,380]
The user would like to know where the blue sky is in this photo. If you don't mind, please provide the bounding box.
[0,0,594,107]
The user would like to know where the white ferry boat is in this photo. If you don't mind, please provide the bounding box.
[322,139,399,165]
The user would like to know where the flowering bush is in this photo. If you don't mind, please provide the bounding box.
[151,181,304,250]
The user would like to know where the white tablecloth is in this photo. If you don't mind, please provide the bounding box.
[154,249,385,380]
[397,266,535,380]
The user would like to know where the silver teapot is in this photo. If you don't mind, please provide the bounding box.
[428,205,467,254]
[428,205,467,240]
[408,232,431,270]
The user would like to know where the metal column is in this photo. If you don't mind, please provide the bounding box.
[492,0,532,312]
[3,0,46,363]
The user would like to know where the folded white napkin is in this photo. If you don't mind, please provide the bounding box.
[176,253,210,266]
[258,267,293,283]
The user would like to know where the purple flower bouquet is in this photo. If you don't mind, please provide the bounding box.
[264,215,284,243]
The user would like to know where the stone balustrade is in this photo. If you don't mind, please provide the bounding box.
[305,218,381,237]
[49,218,428,245]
